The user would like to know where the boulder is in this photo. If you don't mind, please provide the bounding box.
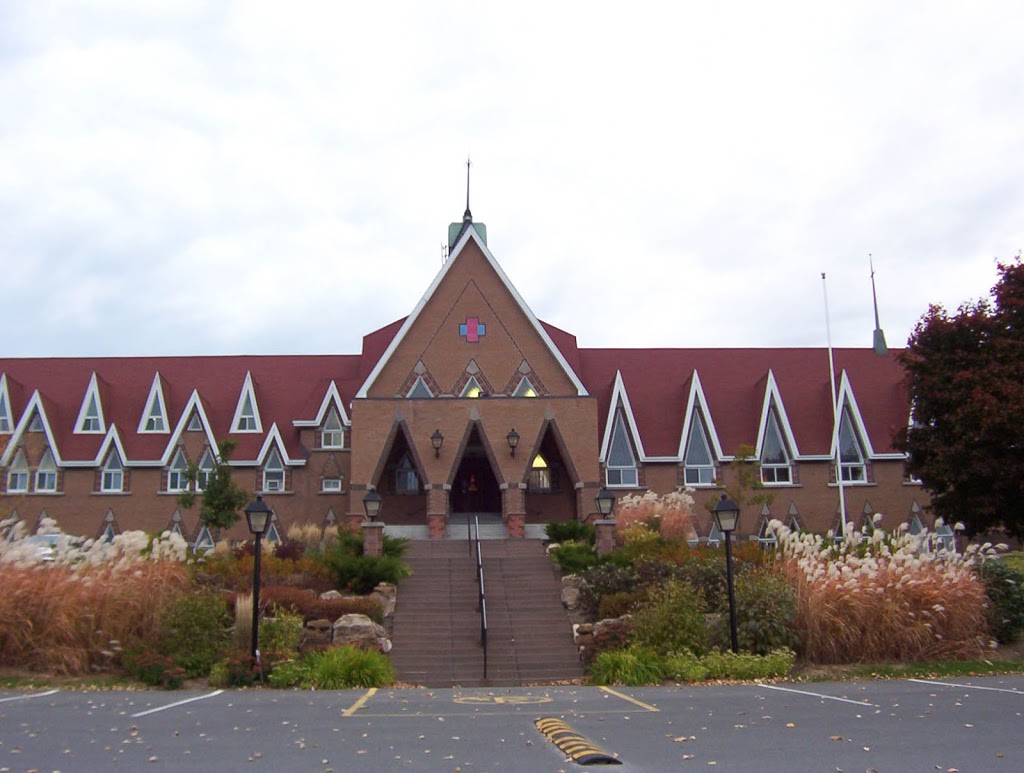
[560,574,583,610]
[370,582,397,617]
[332,613,391,652]
[319,590,344,600]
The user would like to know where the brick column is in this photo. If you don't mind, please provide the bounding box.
[426,485,449,540]
[502,484,526,538]
[595,519,617,556]
[362,522,384,557]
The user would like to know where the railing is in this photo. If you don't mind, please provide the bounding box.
[473,515,488,680]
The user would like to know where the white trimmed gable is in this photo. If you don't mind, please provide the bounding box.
[1,391,61,466]
[754,370,801,459]
[599,371,649,462]
[356,227,588,399]
[152,390,219,467]
[292,381,350,428]
[230,371,263,434]
[830,370,903,461]
[0,374,12,434]
[138,373,169,433]
[74,373,106,434]
[677,371,729,462]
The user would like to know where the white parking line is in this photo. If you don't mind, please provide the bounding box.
[0,689,59,704]
[130,690,225,718]
[758,684,878,707]
[909,678,1024,695]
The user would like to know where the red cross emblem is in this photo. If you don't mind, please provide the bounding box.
[459,317,486,343]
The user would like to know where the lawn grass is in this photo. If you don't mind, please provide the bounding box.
[798,658,1024,682]
[0,672,137,690]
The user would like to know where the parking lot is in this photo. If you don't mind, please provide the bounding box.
[2,675,1022,771]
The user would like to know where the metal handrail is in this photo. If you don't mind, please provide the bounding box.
[473,515,488,679]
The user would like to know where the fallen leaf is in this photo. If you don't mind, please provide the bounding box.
[786,722,796,728]
[830,736,843,741]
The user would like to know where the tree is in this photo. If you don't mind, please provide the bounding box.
[898,257,1024,539]
[176,440,250,535]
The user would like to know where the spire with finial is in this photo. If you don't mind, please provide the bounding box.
[463,156,472,223]
[870,255,889,355]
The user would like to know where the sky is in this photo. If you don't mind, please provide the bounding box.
[2,1,1023,359]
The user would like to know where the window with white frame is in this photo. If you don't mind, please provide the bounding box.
[407,377,433,399]
[7,450,29,492]
[513,377,538,397]
[838,408,867,482]
[237,393,258,431]
[79,393,102,433]
[321,477,342,493]
[187,412,203,432]
[529,453,553,492]
[143,396,165,432]
[167,449,188,492]
[194,526,214,552]
[100,523,116,542]
[460,377,484,398]
[262,448,285,492]
[684,414,715,485]
[196,448,215,492]
[28,411,43,432]
[35,449,57,492]
[760,408,792,484]
[605,412,638,487]
[395,453,419,493]
[0,391,11,432]
[322,409,344,449]
[101,452,124,493]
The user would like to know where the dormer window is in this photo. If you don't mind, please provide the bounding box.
[684,414,715,486]
[196,448,215,492]
[167,449,188,492]
[605,413,638,487]
[513,377,538,398]
[0,386,11,433]
[7,450,29,492]
[322,409,344,449]
[237,394,257,431]
[76,374,105,433]
[35,450,57,492]
[262,448,285,492]
[101,452,124,493]
[760,408,792,484]
[838,407,867,483]
[139,374,168,433]
[407,377,433,399]
[231,372,262,433]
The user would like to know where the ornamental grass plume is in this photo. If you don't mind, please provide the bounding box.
[769,518,993,664]
[616,490,698,543]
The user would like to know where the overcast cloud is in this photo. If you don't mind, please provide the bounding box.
[2,1,1022,358]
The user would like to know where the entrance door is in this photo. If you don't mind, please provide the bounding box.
[451,428,500,513]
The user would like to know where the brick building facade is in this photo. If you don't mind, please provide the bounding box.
[0,216,928,544]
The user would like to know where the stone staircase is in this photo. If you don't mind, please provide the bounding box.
[389,539,584,687]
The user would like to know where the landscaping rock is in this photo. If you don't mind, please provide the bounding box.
[332,613,392,652]
[302,619,333,649]
[561,574,583,610]
[320,590,343,600]
[371,582,397,617]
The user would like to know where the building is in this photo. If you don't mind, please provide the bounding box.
[0,211,928,546]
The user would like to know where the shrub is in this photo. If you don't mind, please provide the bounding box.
[260,611,304,657]
[549,541,599,574]
[266,658,310,688]
[578,563,638,615]
[715,569,798,655]
[261,586,384,624]
[615,490,698,543]
[545,520,596,545]
[159,589,231,677]
[122,650,187,689]
[589,646,664,686]
[597,590,645,620]
[581,618,633,666]
[629,580,707,657]
[701,648,795,680]
[313,538,411,594]
[304,645,396,688]
[977,560,1024,644]
[209,651,261,687]
[663,652,709,682]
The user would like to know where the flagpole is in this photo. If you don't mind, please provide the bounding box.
[822,272,847,535]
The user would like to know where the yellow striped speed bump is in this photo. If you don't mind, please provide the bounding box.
[534,717,621,765]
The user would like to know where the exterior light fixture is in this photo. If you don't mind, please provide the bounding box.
[363,488,383,522]
[507,428,520,457]
[244,494,273,670]
[595,487,616,518]
[431,429,444,458]
[712,493,741,653]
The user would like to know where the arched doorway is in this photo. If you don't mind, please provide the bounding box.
[524,422,577,523]
[451,425,501,513]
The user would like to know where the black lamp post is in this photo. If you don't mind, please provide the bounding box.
[507,428,520,458]
[431,429,444,458]
[712,493,741,654]
[363,488,383,522]
[244,494,272,666]
[595,487,616,519]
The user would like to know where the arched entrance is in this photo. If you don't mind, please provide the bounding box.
[451,425,501,513]
[523,422,577,523]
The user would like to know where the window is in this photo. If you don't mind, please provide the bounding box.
[684,415,715,485]
[187,412,203,432]
[143,401,165,432]
[194,526,214,552]
[7,450,29,492]
[760,409,791,484]
[513,377,537,397]
[529,454,552,492]
[167,449,188,492]
[757,519,778,548]
[908,514,924,536]
[460,377,484,398]
[265,521,281,545]
[407,377,432,399]
[395,453,419,493]
[605,413,638,487]
[237,393,257,431]
[322,409,344,449]
[101,452,124,493]
[79,395,101,432]
[139,375,168,433]
[28,411,43,432]
[100,523,116,542]
[838,408,866,482]
[321,477,342,493]
[195,448,215,492]
[0,391,11,433]
[263,448,285,492]
[35,450,57,492]
[934,522,956,553]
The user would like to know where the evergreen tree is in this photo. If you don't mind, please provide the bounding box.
[176,439,250,534]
